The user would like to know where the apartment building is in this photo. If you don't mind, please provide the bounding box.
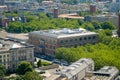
[29,28,98,56]
[0,38,34,72]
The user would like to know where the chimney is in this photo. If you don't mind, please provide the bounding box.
[53,8,59,18]
[118,13,120,37]
[90,4,96,15]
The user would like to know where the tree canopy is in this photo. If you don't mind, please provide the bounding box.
[5,12,117,33]
[8,72,42,80]
[101,21,116,30]
[55,37,120,70]
[17,61,33,75]
[37,59,42,67]
[24,71,42,80]
[0,64,6,78]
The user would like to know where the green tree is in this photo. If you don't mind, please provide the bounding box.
[61,0,77,4]
[26,15,38,22]
[17,61,33,75]
[101,21,116,30]
[82,22,95,31]
[78,19,84,25]
[97,29,112,44]
[92,20,101,29]
[0,65,6,78]
[55,39,120,71]
[37,59,42,67]
[24,71,42,80]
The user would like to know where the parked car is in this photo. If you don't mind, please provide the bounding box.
[52,59,61,64]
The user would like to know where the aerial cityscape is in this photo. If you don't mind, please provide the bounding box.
[0,0,120,80]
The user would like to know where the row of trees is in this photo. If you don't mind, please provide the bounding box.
[5,13,116,33]
[55,37,120,70]
[60,0,77,4]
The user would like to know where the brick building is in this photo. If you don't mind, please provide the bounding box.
[90,4,96,14]
[28,28,98,57]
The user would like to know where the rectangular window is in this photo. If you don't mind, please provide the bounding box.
[4,55,6,58]
[88,37,91,39]
[4,59,6,62]
[60,40,63,43]
[84,37,87,40]
[65,40,68,43]
[75,39,77,41]
[93,36,96,39]
[70,39,73,42]
[79,38,82,41]
[7,54,9,57]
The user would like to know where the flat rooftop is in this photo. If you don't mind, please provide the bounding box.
[94,66,119,75]
[84,66,119,80]
[0,38,33,52]
[7,33,28,42]
[58,13,84,19]
[30,28,97,38]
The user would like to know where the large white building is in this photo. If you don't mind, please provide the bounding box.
[45,58,94,80]
[0,38,34,72]
[45,58,119,80]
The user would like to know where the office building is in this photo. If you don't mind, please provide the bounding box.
[29,28,98,57]
[0,38,34,72]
